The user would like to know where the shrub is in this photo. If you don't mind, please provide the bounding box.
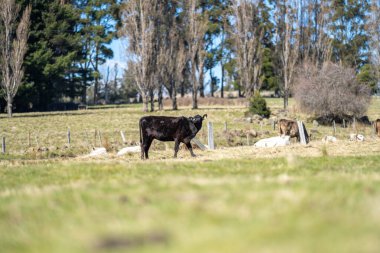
[293,62,371,122]
[248,92,271,118]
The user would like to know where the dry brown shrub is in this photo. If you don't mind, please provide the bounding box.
[293,62,371,121]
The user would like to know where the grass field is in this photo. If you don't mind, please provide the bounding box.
[1,98,380,253]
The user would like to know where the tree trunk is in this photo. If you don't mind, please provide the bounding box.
[105,82,109,104]
[284,74,289,109]
[142,91,149,112]
[171,79,177,110]
[149,89,154,112]
[199,68,205,97]
[81,72,87,104]
[181,81,185,97]
[192,89,198,109]
[221,64,224,98]
[7,95,13,118]
[284,88,289,109]
[158,85,163,111]
[172,86,178,110]
[210,70,214,97]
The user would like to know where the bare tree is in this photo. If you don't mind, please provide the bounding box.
[274,0,300,109]
[300,0,332,67]
[368,0,380,91]
[184,0,208,109]
[0,1,31,117]
[122,0,158,112]
[231,0,264,101]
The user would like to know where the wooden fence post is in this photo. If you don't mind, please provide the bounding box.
[98,130,102,147]
[224,121,227,132]
[333,121,336,135]
[120,130,126,143]
[207,122,215,150]
[67,128,71,146]
[2,137,5,154]
[343,119,346,128]
[28,131,31,147]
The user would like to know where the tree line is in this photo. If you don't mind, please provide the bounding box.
[0,0,379,115]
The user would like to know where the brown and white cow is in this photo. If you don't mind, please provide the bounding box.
[374,119,380,137]
[278,119,309,144]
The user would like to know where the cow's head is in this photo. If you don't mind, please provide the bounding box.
[189,114,207,131]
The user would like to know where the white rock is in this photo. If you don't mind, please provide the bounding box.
[349,134,365,142]
[88,147,107,157]
[254,136,290,148]
[322,136,337,143]
[117,146,141,156]
[357,134,365,141]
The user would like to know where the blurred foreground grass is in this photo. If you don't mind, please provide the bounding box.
[1,156,380,253]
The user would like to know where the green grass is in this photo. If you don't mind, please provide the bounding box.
[1,98,380,252]
[1,156,380,253]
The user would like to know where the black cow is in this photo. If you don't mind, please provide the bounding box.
[139,114,207,159]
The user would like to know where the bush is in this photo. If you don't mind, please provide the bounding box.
[293,62,371,122]
[249,92,271,118]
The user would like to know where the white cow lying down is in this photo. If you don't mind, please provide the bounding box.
[254,136,291,148]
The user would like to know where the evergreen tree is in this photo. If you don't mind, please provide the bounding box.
[75,0,120,104]
[330,0,369,68]
[16,0,82,111]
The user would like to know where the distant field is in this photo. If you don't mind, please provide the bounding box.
[0,97,379,158]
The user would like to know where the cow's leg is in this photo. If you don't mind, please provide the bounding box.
[143,138,153,159]
[185,141,196,157]
[173,139,180,158]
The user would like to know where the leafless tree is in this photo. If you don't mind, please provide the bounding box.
[183,0,208,109]
[157,24,184,110]
[299,0,332,67]
[231,0,263,101]
[274,0,300,109]
[368,0,380,90]
[122,0,158,112]
[0,1,31,117]
[293,62,371,120]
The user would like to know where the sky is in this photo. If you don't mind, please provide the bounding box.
[103,38,223,94]
[102,39,128,78]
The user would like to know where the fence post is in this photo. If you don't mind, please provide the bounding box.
[120,130,126,143]
[333,120,336,135]
[343,119,346,128]
[224,121,227,132]
[207,122,215,150]
[297,121,307,145]
[2,137,5,154]
[28,131,31,147]
[67,128,71,146]
[98,130,102,147]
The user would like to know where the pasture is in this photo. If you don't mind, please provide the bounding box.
[1,97,380,253]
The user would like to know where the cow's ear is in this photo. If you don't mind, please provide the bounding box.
[202,114,207,119]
